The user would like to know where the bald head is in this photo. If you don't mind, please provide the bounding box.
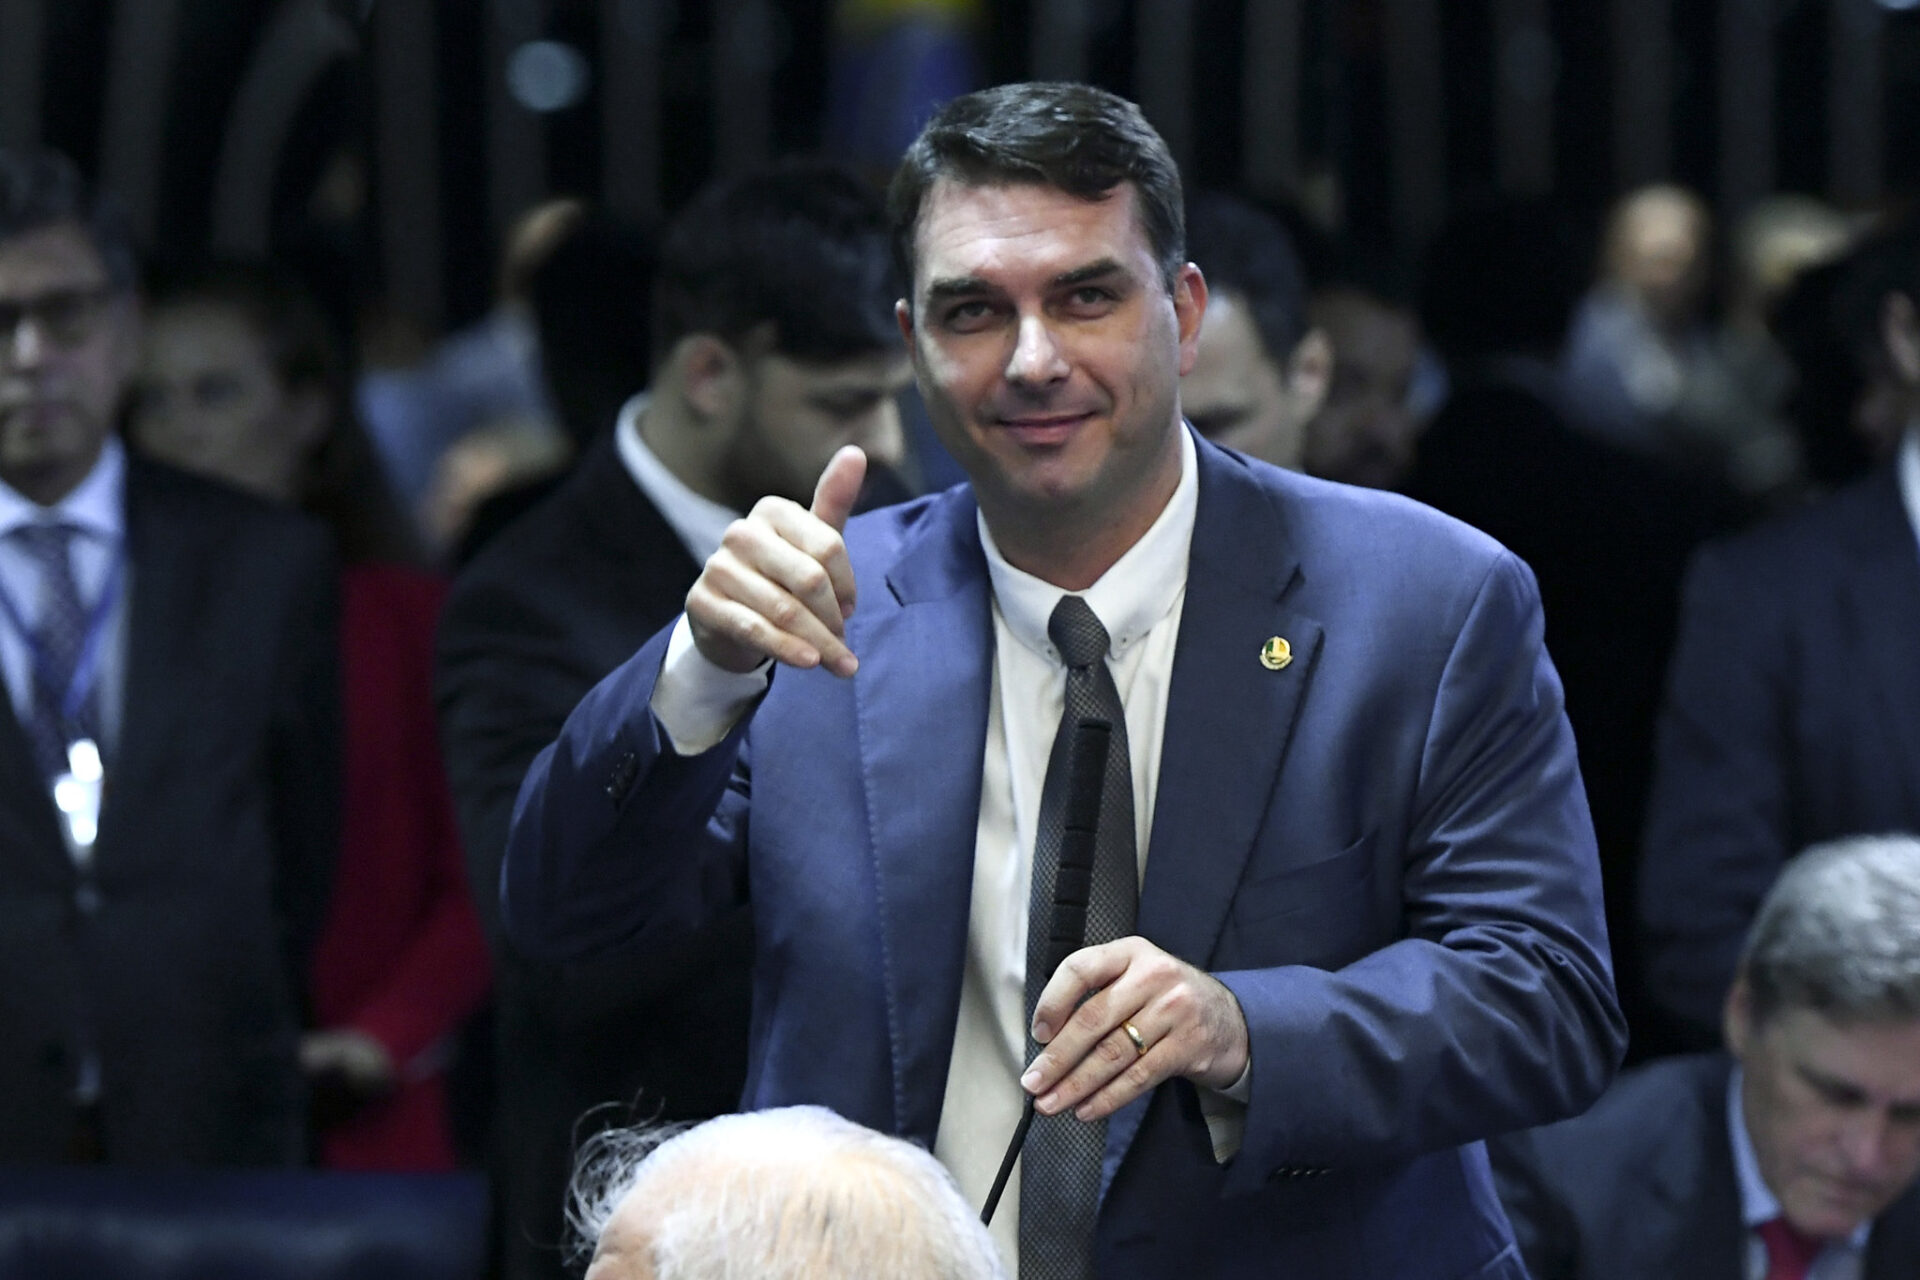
[572,1107,1006,1280]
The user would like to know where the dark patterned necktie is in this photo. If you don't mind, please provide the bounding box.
[13,522,100,780]
[1020,594,1137,1280]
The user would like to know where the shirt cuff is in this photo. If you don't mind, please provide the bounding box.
[649,615,771,755]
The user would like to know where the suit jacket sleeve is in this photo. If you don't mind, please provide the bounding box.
[1216,551,1624,1186]
[267,530,342,994]
[1638,542,1790,1042]
[501,622,754,962]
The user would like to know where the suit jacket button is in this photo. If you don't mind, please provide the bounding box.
[606,751,639,803]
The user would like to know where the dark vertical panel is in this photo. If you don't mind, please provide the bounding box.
[99,0,183,244]
[1773,0,1828,199]
[1493,0,1554,198]
[486,0,548,244]
[713,0,776,174]
[1611,0,1671,187]
[0,0,45,148]
[600,0,664,218]
[1133,0,1193,175]
[1383,0,1444,255]
[374,0,444,327]
[1241,0,1303,200]
[1030,0,1091,84]
[1715,0,1772,218]
[211,0,357,258]
[1829,0,1882,207]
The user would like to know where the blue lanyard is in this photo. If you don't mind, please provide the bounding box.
[0,533,125,730]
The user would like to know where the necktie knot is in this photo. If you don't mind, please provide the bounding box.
[13,519,78,566]
[1757,1216,1825,1280]
[1048,595,1110,670]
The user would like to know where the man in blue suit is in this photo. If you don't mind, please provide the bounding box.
[504,83,1623,1278]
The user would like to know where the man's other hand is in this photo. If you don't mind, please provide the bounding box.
[1022,935,1251,1122]
[685,445,866,678]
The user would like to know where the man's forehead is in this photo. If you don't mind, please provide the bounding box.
[910,177,1151,287]
[0,221,113,295]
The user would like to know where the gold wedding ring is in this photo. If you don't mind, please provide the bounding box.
[1122,1020,1148,1056]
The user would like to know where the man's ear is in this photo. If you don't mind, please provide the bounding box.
[1883,291,1920,388]
[895,298,914,347]
[673,334,745,423]
[1724,973,1755,1061]
[1174,263,1209,377]
[1283,327,1334,423]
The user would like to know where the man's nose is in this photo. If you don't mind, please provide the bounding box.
[4,316,54,369]
[1005,314,1068,386]
[1838,1113,1901,1178]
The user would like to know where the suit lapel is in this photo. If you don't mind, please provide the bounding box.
[1840,474,1920,818]
[0,683,64,859]
[96,462,202,860]
[1639,1059,1747,1280]
[857,492,995,1143]
[1108,441,1323,1185]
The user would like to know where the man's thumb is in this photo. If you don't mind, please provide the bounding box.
[810,445,868,533]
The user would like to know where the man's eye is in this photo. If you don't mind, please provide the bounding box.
[1064,287,1116,312]
[942,301,995,330]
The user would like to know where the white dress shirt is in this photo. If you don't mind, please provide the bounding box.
[1729,1067,1870,1280]
[614,392,742,564]
[651,428,1251,1275]
[0,436,130,759]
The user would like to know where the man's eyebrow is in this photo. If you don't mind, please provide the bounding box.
[1052,259,1131,289]
[923,276,996,305]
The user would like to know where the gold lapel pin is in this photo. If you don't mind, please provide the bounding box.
[1260,636,1293,671]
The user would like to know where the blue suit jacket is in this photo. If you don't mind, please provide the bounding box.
[505,435,1625,1278]
[1640,467,1920,1043]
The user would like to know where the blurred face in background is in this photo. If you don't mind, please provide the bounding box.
[0,221,139,505]
[131,300,326,503]
[1727,980,1920,1239]
[719,344,911,510]
[1301,287,1421,490]
[1607,187,1710,330]
[1181,288,1328,470]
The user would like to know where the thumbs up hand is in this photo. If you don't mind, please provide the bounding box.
[685,446,868,679]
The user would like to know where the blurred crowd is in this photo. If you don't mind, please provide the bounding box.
[2,123,1917,1280]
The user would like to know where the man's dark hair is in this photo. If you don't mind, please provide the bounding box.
[0,148,137,290]
[1184,190,1311,362]
[653,161,899,365]
[887,82,1185,292]
[1774,212,1920,485]
[530,208,657,445]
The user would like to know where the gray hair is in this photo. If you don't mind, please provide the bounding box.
[567,1106,1006,1280]
[1741,833,1920,1026]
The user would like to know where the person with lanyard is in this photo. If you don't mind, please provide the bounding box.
[1495,833,1920,1280]
[502,83,1623,1278]
[0,147,338,1165]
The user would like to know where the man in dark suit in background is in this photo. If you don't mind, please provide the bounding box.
[1496,834,1920,1279]
[435,162,910,1280]
[1639,217,1920,1047]
[0,149,337,1164]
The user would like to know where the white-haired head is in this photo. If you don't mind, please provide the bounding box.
[568,1105,1006,1280]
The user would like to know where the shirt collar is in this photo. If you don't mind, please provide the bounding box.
[614,392,743,564]
[979,425,1198,663]
[1898,423,1919,559]
[1728,1065,1873,1250]
[0,436,127,544]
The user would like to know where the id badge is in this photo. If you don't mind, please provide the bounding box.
[51,737,103,860]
